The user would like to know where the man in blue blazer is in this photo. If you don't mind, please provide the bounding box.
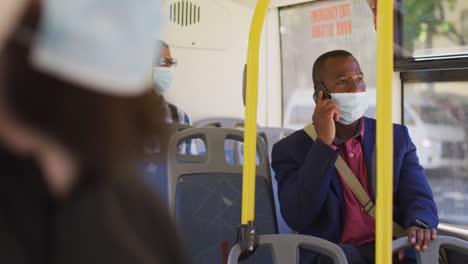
[272,50,438,264]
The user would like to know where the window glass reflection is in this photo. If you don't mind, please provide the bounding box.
[402,0,468,58]
[404,81,468,226]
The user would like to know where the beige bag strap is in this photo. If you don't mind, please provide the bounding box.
[303,124,406,238]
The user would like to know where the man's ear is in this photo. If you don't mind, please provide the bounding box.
[313,86,318,103]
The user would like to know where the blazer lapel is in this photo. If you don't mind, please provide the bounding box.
[363,117,376,198]
[331,170,344,211]
[304,131,344,207]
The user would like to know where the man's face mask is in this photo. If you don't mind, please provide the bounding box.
[153,67,174,94]
[331,91,369,125]
[31,0,162,96]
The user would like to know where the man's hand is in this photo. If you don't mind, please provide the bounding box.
[312,91,340,145]
[408,226,437,251]
[398,227,437,261]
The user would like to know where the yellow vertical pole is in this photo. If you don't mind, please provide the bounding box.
[375,0,394,263]
[241,0,270,225]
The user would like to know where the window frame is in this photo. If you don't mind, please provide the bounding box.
[394,0,468,72]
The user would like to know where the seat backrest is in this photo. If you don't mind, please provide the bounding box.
[169,123,193,132]
[194,119,247,164]
[257,127,294,161]
[167,127,277,264]
[257,127,295,234]
[143,123,193,159]
[195,117,249,129]
[392,235,468,264]
[141,123,193,202]
[228,234,348,264]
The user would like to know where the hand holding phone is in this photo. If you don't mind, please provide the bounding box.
[313,81,332,102]
[312,82,340,145]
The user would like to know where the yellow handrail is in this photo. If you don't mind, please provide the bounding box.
[241,0,270,225]
[375,0,394,263]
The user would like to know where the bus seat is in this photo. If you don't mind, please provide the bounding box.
[228,234,348,264]
[258,127,295,234]
[257,127,294,161]
[195,118,263,166]
[195,117,254,129]
[167,127,277,264]
[141,123,193,203]
[392,235,468,264]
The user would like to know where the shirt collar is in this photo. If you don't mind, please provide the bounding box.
[333,118,365,145]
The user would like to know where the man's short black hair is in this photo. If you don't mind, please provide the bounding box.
[312,50,354,88]
[155,40,170,64]
[158,40,169,49]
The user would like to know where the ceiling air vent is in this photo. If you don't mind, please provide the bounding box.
[163,0,229,49]
[170,1,201,26]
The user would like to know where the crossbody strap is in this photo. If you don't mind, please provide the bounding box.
[303,124,406,238]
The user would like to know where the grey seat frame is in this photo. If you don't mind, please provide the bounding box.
[194,117,252,129]
[227,234,348,264]
[166,127,271,217]
[393,235,468,264]
[257,127,294,160]
[144,123,193,160]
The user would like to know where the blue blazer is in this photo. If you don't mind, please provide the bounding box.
[271,118,438,263]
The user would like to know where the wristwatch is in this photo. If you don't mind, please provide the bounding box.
[411,219,430,229]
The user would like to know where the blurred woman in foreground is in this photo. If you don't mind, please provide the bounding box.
[0,1,187,263]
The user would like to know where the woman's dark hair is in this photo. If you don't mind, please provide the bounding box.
[0,2,168,176]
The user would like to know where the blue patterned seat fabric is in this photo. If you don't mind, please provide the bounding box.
[176,173,276,264]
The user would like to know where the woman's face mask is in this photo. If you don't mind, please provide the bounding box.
[153,67,174,94]
[331,91,369,125]
[31,0,162,96]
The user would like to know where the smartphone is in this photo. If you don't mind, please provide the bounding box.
[313,81,332,102]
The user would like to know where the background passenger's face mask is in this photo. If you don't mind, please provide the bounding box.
[331,91,369,125]
[153,67,174,94]
[31,0,162,96]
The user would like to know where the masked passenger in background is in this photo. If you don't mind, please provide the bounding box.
[153,40,191,125]
[0,0,188,263]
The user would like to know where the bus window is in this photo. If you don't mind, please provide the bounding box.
[279,0,377,129]
[397,0,468,230]
[403,81,468,227]
[403,109,415,126]
[400,0,468,59]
